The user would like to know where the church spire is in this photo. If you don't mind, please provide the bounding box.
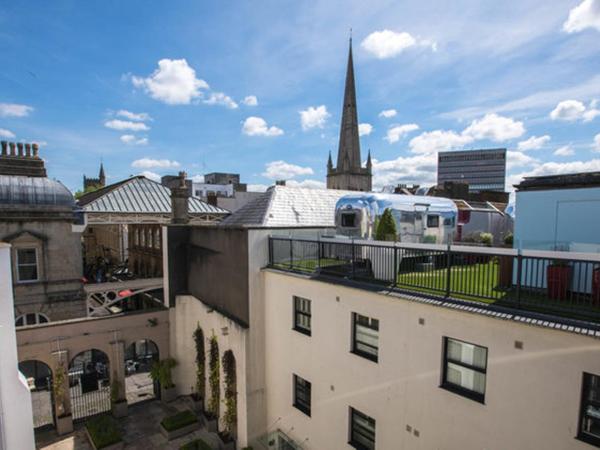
[336,36,361,170]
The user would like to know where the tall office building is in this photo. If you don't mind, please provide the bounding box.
[437,148,506,192]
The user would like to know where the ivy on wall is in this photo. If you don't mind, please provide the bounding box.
[193,325,206,400]
[207,335,220,418]
[222,350,237,436]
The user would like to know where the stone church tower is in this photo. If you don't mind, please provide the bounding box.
[83,162,106,190]
[327,38,372,191]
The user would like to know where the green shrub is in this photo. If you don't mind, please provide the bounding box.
[86,415,122,449]
[375,208,397,241]
[503,232,513,247]
[180,438,214,450]
[161,409,198,432]
[150,358,177,389]
[480,232,493,247]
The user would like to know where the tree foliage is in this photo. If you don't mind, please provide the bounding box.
[222,350,237,435]
[193,326,205,399]
[207,336,220,418]
[375,208,397,241]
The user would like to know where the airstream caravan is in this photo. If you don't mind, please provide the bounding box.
[335,193,458,244]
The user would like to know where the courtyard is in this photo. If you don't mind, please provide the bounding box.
[35,398,225,450]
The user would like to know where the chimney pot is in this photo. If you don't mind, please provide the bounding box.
[1,141,6,156]
[9,142,16,156]
[25,143,31,157]
[32,143,39,158]
[17,142,24,157]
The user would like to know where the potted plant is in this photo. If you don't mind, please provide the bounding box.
[150,358,178,403]
[54,365,74,435]
[159,409,200,441]
[547,259,571,301]
[85,414,124,450]
[192,326,205,413]
[219,350,237,450]
[204,336,219,432]
[110,376,127,418]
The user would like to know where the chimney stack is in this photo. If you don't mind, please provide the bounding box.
[1,141,6,156]
[171,171,190,224]
[9,142,16,156]
[0,140,48,177]
[275,180,286,186]
[32,143,39,158]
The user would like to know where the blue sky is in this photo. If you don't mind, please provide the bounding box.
[1,0,600,193]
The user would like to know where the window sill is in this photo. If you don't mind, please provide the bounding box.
[350,349,378,363]
[293,327,311,337]
[576,433,600,447]
[440,383,485,404]
[293,403,311,417]
[348,440,373,450]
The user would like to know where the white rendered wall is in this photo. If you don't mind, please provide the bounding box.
[0,243,35,450]
[263,269,600,450]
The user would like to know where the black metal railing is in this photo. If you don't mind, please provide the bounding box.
[268,237,600,323]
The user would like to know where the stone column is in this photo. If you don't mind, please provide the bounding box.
[171,171,190,224]
[110,339,128,417]
[51,349,73,435]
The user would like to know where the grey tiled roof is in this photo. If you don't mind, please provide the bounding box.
[0,175,74,208]
[220,185,356,227]
[80,176,229,215]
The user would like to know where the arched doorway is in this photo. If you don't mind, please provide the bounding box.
[68,349,111,421]
[18,360,54,429]
[124,339,159,404]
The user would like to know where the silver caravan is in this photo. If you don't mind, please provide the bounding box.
[335,193,458,244]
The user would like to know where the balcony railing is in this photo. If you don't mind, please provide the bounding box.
[267,236,600,324]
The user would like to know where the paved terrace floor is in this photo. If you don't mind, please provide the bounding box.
[36,398,225,450]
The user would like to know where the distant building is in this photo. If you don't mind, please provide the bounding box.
[437,148,506,192]
[327,39,372,192]
[0,141,86,325]
[83,162,106,191]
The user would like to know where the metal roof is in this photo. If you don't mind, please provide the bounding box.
[220,185,357,227]
[79,176,229,215]
[0,175,74,208]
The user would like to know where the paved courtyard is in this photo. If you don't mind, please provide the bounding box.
[36,397,225,450]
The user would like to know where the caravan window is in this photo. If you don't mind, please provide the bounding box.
[341,213,356,228]
[443,217,455,227]
[427,215,439,228]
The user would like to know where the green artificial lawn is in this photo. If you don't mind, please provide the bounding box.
[161,409,198,432]
[86,415,122,449]
[180,438,214,450]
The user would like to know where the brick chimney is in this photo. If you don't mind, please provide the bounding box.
[275,180,286,186]
[0,141,47,177]
[171,171,190,224]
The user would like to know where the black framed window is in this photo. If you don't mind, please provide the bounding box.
[16,248,38,282]
[441,337,487,403]
[427,214,439,228]
[349,407,375,450]
[293,296,311,336]
[293,374,311,416]
[578,372,600,446]
[352,313,379,362]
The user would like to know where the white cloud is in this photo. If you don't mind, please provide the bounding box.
[409,130,473,154]
[116,110,151,121]
[105,119,150,132]
[203,92,238,109]
[286,179,326,189]
[550,99,600,122]
[262,160,314,179]
[506,151,538,170]
[242,116,284,137]
[138,171,161,182]
[131,158,180,169]
[361,30,435,59]
[358,123,373,136]
[0,128,15,138]
[247,184,269,192]
[299,105,330,131]
[371,154,437,189]
[563,0,600,33]
[594,133,600,152]
[385,123,420,144]
[517,135,551,151]
[0,103,33,117]
[132,59,209,105]
[242,95,258,106]
[379,109,397,118]
[462,113,525,142]
[120,135,148,145]
[554,145,574,156]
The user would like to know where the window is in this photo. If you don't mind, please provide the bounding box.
[427,214,439,228]
[293,374,311,416]
[441,337,488,403]
[16,248,38,282]
[349,407,375,450]
[578,372,600,446]
[293,296,311,336]
[15,312,49,327]
[341,213,356,228]
[352,313,379,362]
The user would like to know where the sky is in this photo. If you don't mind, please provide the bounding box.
[1,0,600,194]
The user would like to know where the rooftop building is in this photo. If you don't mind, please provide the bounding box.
[437,148,506,193]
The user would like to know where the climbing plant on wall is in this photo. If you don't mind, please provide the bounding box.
[193,325,206,400]
[207,335,220,418]
[222,350,237,436]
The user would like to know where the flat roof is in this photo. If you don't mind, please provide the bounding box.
[515,171,600,192]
